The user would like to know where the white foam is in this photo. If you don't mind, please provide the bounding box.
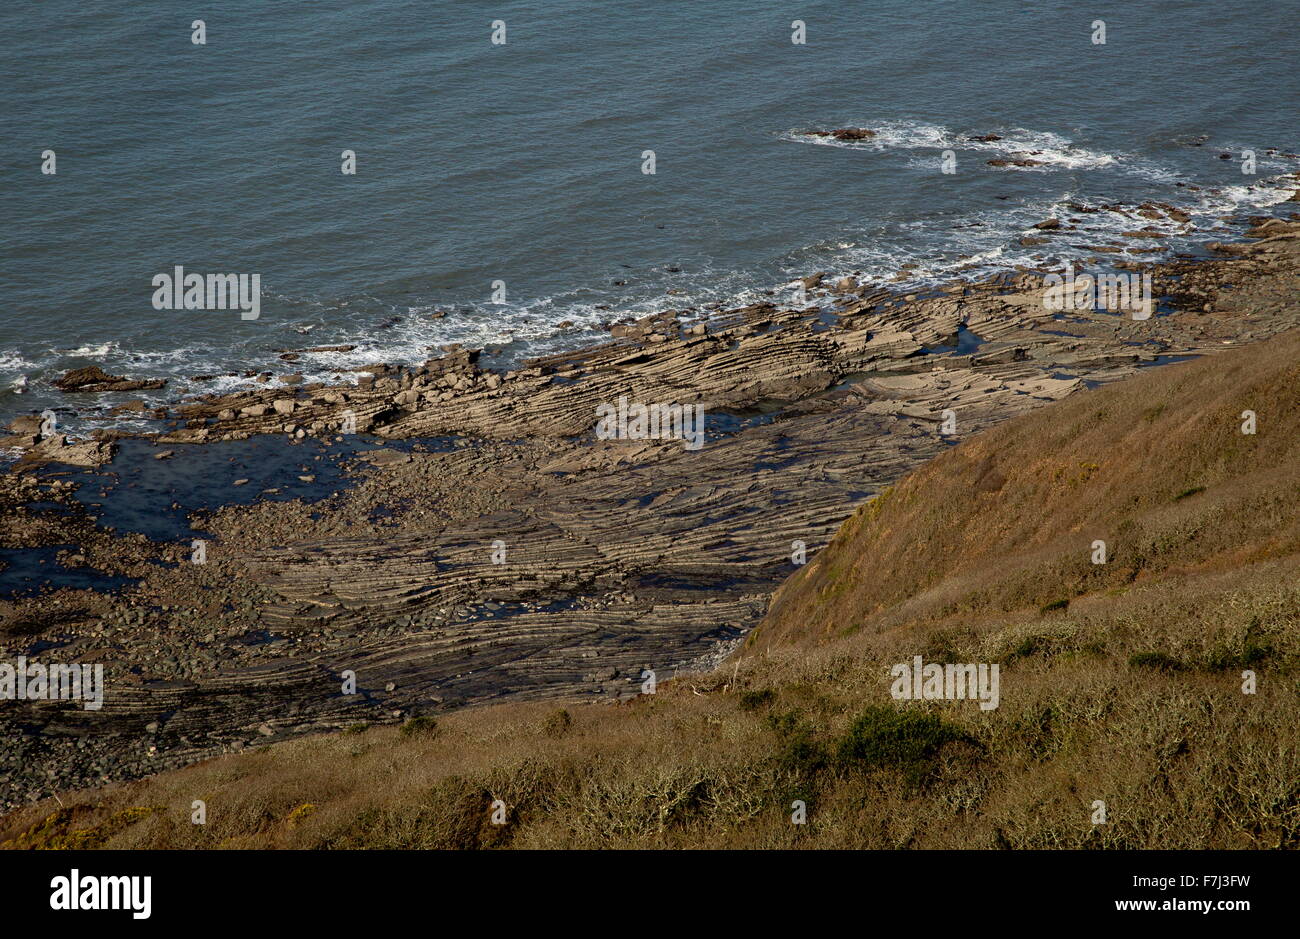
[11,133,1297,430]
[785,120,1121,171]
[0,351,34,375]
[58,342,118,356]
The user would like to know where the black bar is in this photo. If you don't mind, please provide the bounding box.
[1,849,1287,925]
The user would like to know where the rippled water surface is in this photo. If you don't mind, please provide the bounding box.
[2,0,1297,423]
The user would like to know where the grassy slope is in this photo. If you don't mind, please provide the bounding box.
[4,332,1299,849]
[754,326,1300,649]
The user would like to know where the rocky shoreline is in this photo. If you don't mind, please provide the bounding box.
[1,201,1299,810]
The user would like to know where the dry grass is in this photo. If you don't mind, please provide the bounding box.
[755,330,1300,647]
[3,332,1299,850]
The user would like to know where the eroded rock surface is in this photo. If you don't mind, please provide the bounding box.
[2,213,1299,808]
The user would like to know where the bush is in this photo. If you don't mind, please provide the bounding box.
[738,688,776,711]
[1205,640,1273,671]
[399,716,439,739]
[766,710,828,777]
[1128,651,1184,672]
[542,708,573,738]
[836,705,967,786]
[1011,635,1045,660]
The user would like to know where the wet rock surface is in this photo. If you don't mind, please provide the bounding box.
[1,213,1299,809]
[809,127,877,141]
[53,366,166,394]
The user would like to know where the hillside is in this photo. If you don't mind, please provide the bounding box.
[3,331,1298,849]
[753,325,1300,649]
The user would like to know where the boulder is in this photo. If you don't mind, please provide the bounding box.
[54,366,166,393]
[811,128,875,141]
[23,434,117,467]
[5,415,44,435]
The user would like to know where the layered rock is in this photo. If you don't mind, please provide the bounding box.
[2,214,1300,807]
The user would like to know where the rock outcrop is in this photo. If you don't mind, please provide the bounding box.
[54,366,166,393]
[2,214,1300,808]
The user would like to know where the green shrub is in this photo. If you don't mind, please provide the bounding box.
[836,705,967,786]
[766,710,828,777]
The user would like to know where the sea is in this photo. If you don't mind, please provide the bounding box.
[2,0,1298,433]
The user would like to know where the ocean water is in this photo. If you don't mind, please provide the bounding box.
[2,0,1298,428]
